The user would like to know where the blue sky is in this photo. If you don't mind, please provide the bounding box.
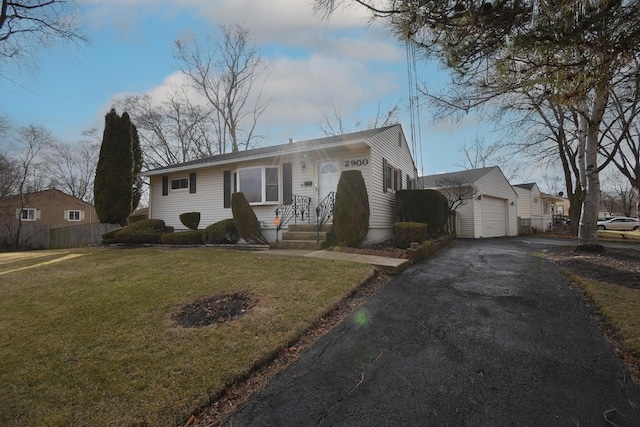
[0,0,521,179]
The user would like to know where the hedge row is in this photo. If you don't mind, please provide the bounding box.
[102,218,240,245]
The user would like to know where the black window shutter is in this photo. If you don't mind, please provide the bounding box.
[283,162,293,204]
[398,169,402,190]
[162,176,168,196]
[382,158,388,193]
[223,171,231,208]
[189,172,196,193]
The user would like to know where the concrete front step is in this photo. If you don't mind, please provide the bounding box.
[271,240,328,250]
[287,223,333,233]
[281,231,328,241]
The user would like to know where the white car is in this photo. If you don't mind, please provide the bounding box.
[596,216,640,231]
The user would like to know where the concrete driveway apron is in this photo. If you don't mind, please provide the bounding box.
[224,238,640,426]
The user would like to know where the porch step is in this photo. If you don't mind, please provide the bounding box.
[271,240,326,250]
[287,224,333,233]
[272,224,334,250]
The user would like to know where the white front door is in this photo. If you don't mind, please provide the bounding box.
[318,160,340,204]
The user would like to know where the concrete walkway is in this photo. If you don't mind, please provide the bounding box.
[232,238,640,426]
[259,249,410,270]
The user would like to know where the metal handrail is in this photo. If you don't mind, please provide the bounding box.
[274,195,312,241]
[315,191,335,242]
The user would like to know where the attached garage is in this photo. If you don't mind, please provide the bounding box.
[419,166,518,239]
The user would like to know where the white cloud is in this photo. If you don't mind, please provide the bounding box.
[81,0,407,145]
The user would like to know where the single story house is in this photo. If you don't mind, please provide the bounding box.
[0,188,98,248]
[419,166,518,239]
[142,125,418,244]
[0,188,97,227]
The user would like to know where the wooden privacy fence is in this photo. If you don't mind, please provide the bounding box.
[0,223,51,250]
[49,223,120,249]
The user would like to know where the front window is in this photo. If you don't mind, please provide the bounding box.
[171,178,189,190]
[21,208,37,221]
[237,167,279,203]
[68,210,81,221]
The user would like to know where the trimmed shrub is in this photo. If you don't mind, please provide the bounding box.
[396,190,448,236]
[393,222,428,249]
[101,228,120,244]
[103,219,174,244]
[114,230,165,244]
[161,230,204,245]
[179,212,201,230]
[126,219,172,232]
[231,193,268,245]
[204,219,240,244]
[333,170,370,248]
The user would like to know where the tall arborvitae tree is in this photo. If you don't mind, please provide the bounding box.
[94,109,141,224]
[130,119,143,212]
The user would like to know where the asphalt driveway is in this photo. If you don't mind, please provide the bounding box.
[224,238,640,426]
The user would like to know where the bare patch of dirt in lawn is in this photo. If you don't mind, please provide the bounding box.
[174,292,256,328]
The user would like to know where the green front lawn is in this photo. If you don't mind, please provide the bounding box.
[0,248,374,426]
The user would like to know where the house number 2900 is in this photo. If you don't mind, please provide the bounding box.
[344,159,369,167]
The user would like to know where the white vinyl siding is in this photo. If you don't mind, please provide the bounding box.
[369,127,418,237]
[147,125,418,243]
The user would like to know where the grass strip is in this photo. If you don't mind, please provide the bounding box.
[563,270,640,355]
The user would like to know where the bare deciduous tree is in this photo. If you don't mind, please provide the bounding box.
[315,0,640,250]
[601,170,638,218]
[435,177,478,213]
[599,59,640,218]
[42,138,98,203]
[117,87,215,168]
[317,102,400,136]
[174,24,269,153]
[10,124,54,248]
[0,0,86,78]
[0,151,18,198]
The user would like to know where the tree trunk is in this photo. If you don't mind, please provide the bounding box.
[577,87,609,250]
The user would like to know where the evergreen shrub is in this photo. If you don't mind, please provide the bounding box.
[179,212,201,230]
[393,222,428,249]
[102,219,174,244]
[204,219,240,244]
[333,170,370,247]
[160,230,204,245]
[396,190,448,236]
[231,193,268,245]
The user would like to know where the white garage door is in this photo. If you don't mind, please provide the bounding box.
[483,196,507,238]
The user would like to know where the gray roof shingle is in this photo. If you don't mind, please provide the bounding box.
[143,125,397,175]
[419,166,499,188]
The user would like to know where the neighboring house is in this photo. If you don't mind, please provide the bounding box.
[142,125,418,244]
[514,183,566,232]
[513,183,545,233]
[419,166,518,239]
[0,189,98,249]
[542,193,569,225]
[0,188,97,227]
